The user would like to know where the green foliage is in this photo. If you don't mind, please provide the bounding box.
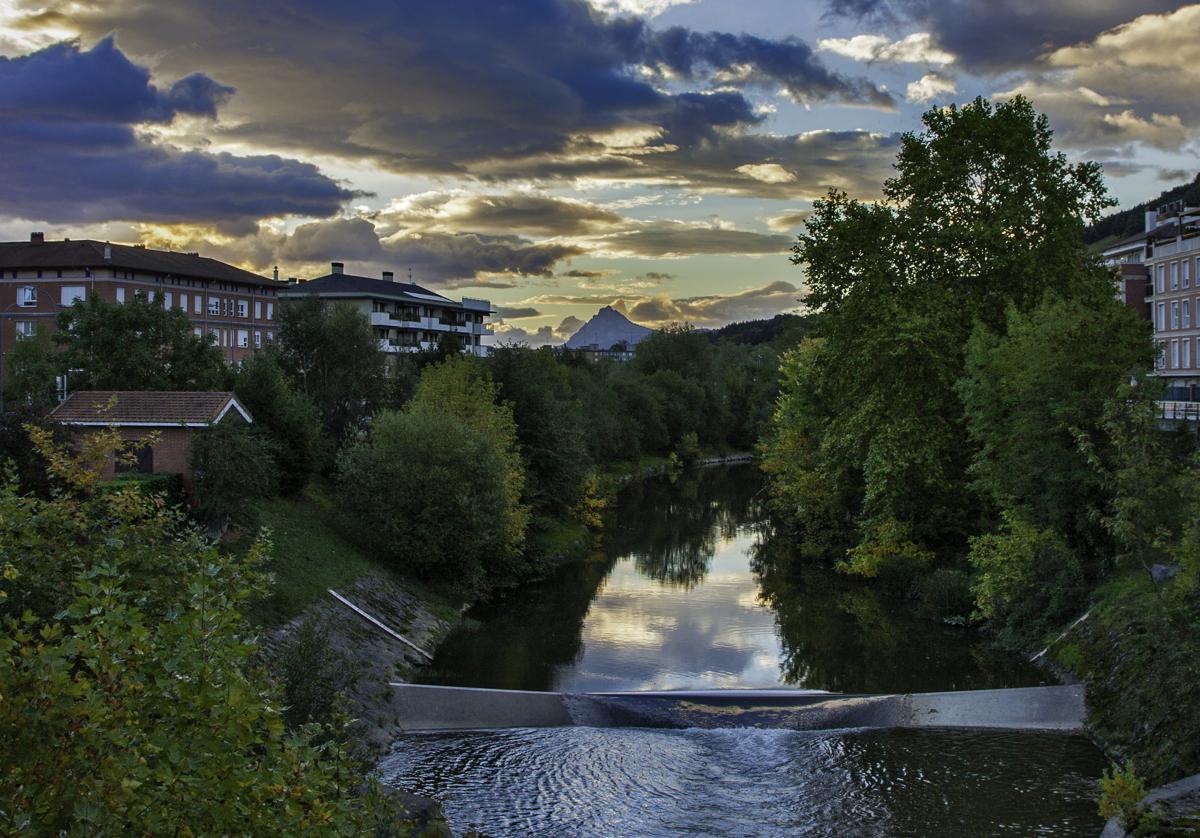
[675,430,701,464]
[0,427,412,834]
[3,325,59,405]
[277,297,388,440]
[410,356,530,558]
[765,96,1115,563]
[234,351,322,493]
[838,518,935,596]
[1098,763,1149,831]
[0,403,67,497]
[968,514,1087,650]
[102,470,184,502]
[57,293,228,391]
[189,421,279,525]
[487,346,589,514]
[916,567,976,624]
[960,290,1155,573]
[336,407,521,594]
[275,617,361,730]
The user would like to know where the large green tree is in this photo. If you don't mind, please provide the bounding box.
[276,297,387,440]
[3,326,60,405]
[764,96,1114,558]
[57,294,227,391]
[233,351,322,493]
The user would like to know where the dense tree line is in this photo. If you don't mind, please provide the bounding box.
[761,96,1199,651]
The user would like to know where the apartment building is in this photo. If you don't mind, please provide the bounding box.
[1140,203,1200,400]
[279,262,493,357]
[0,234,284,380]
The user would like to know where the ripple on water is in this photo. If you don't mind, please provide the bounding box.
[379,726,1106,838]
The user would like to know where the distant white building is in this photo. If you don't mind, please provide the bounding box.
[279,262,493,357]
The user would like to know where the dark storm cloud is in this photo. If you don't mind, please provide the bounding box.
[61,0,895,195]
[0,40,354,229]
[824,0,1190,71]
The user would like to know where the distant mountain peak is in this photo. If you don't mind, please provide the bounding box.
[565,306,652,350]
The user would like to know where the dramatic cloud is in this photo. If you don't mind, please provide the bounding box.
[905,72,956,103]
[0,39,354,231]
[825,0,1187,72]
[54,0,894,197]
[375,192,623,237]
[592,220,793,257]
[817,33,953,65]
[765,210,811,232]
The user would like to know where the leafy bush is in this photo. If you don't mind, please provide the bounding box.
[838,518,934,596]
[234,352,322,494]
[103,470,184,502]
[274,617,361,731]
[1098,762,1149,831]
[189,422,279,525]
[0,425,412,834]
[336,407,522,594]
[969,513,1087,649]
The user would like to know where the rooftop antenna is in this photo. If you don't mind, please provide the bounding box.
[408,266,413,282]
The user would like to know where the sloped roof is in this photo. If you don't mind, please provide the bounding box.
[50,391,252,426]
[0,239,280,288]
[279,272,456,306]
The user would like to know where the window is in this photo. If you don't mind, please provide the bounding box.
[208,297,220,316]
[60,286,86,306]
[1186,300,1192,329]
[1157,342,1166,370]
[1185,259,1192,289]
[17,286,36,307]
[116,287,125,303]
[1158,302,1166,331]
[164,292,173,309]
[254,330,262,348]
[194,295,202,315]
[1158,264,1166,293]
[207,327,218,343]
[1171,261,1179,290]
[237,300,248,318]
[193,327,202,338]
[179,293,187,311]
[266,303,274,321]
[15,321,34,340]
[1171,339,1180,369]
[1172,301,1180,329]
[1185,338,1193,370]
[236,329,249,348]
[265,331,274,345]
[254,301,262,319]
[148,290,157,303]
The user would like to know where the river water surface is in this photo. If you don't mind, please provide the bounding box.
[380,466,1107,836]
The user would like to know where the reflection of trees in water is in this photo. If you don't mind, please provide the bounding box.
[420,465,765,689]
[608,467,764,589]
[751,529,1044,694]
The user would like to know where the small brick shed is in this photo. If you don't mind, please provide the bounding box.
[50,391,253,488]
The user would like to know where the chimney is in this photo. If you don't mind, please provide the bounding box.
[288,277,298,285]
[29,231,44,245]
[104,242,112,261]
[383,271,394,282]
[1145,210,1158,233]
[273,265,279,282]
[331,261,344,275]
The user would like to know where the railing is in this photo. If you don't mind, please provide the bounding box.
[1159,401,1200,421]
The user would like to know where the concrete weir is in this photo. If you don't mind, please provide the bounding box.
[386,683,1086,734]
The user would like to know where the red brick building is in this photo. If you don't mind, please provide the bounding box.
[0,234,285,383]
[50,390,253,488]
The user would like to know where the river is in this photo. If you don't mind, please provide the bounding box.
[380,465,1107,836]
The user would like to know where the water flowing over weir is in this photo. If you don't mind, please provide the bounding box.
[381,467,1107,836]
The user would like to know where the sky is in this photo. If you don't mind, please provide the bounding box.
[0,0,1197,345]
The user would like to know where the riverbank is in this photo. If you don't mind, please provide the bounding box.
[1038,569,1200,831]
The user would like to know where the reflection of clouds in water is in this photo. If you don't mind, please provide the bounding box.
[559,530,785,691]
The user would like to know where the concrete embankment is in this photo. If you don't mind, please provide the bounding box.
[383,683,1086,734]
